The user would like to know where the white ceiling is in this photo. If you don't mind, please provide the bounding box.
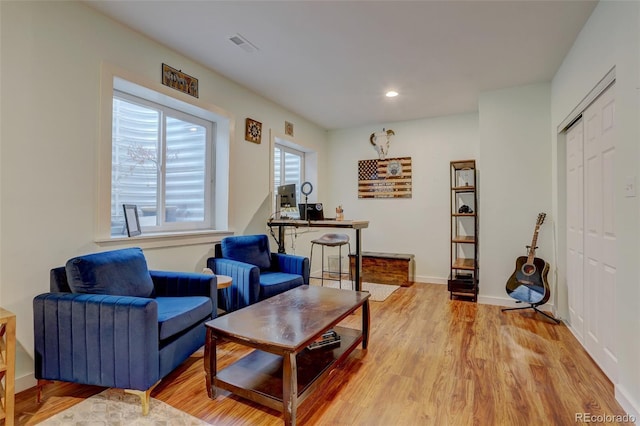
[86,0,597,130]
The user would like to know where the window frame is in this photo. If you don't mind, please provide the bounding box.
[273,143,306,211]
[97,63,232,246]
[111,90,214,234]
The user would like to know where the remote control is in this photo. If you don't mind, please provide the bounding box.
[307,335,341,350]
[321,330,337,339]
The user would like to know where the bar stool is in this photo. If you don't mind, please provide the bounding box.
[310,233,351,289]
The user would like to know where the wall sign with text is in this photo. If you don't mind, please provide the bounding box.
[162,63,199,98]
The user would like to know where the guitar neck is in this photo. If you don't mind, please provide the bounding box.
[527,226,540,263]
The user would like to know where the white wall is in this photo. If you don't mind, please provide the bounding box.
[322,83,553,305]
[3,2,638,417]
[551,0,640,418]
[0,1,328,390]
[478,83,552,306]
[325,114,479,283]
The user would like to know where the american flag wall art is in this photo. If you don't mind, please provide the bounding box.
[358,157,412,199]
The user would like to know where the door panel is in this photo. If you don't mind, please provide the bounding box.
[583,83,617,382]
[565,82,616,383]
[601,263,617,377]
[566,120,584,339]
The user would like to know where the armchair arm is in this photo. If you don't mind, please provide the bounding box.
[207,257,260,311]
[150,270,217,305]
[271,253,310,284]
[33,292,159,391]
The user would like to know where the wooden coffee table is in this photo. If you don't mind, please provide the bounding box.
[204,285,370,426]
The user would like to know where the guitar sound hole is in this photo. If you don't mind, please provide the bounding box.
[521,264,536,276]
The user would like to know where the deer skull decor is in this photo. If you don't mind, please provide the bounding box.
[370,128,395,160]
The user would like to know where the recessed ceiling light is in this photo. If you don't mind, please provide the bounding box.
[385,90,399,98]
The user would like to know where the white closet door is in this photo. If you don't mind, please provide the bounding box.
[566,119,584,341]
[583,83,617,382]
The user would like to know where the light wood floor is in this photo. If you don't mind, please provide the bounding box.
[15,283,628,425]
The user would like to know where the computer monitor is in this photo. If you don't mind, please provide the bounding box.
[277,184,296,207]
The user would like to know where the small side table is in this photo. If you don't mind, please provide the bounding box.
[0,308,16,426]
[215,275,232,316]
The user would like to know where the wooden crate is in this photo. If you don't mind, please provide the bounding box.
[349,251,414,286]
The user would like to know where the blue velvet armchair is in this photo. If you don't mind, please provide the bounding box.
[33,247,217,414]
[207,234,309,311]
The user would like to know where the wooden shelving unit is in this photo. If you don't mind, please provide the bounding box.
[448,160,479,301]
[0,308,15,426]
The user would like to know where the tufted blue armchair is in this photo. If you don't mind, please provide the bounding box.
[207,234,309,312]
[33,247,217,414]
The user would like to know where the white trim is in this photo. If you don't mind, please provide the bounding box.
[478,294,557,313]
[97,62,233,241]
[112,90,214,232]
[614,384,640,423]
[415,275,448,285]
[95,229,233,250]
[557,66,616,133]
[15,372,36,394]
[271,130,317,214]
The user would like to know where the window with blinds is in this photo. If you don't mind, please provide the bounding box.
[111,91,213,236]
[273,144,304,211]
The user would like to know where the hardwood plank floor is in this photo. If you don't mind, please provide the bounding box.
[15,283,629,425]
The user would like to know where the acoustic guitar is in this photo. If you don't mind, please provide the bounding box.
[505,213,550,305]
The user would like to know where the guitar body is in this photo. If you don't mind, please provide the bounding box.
[502,213,559,322]
[506,256,550,305]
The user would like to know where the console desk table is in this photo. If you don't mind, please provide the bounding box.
[267,219,369,292]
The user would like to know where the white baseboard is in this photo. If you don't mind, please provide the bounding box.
[313,271,449,286]
[477,294,529,307]
[565,321,583,342]
[615,384,640,423]
[409,279,559,316]
[414,275,447,285]
[478,294,560,320]
[16,371,37,393]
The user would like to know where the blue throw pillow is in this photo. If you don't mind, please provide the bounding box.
[65,247,155,297]
[221,235,272,269]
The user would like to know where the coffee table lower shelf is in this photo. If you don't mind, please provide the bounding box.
[214,326,361,411]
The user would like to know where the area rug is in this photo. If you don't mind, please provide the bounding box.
[39,388,208,425]
[311,280,400,302]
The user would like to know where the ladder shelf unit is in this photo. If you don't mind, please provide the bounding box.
[448,160,479,301]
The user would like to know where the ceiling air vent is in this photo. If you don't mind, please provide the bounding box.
[228,33,259,53]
